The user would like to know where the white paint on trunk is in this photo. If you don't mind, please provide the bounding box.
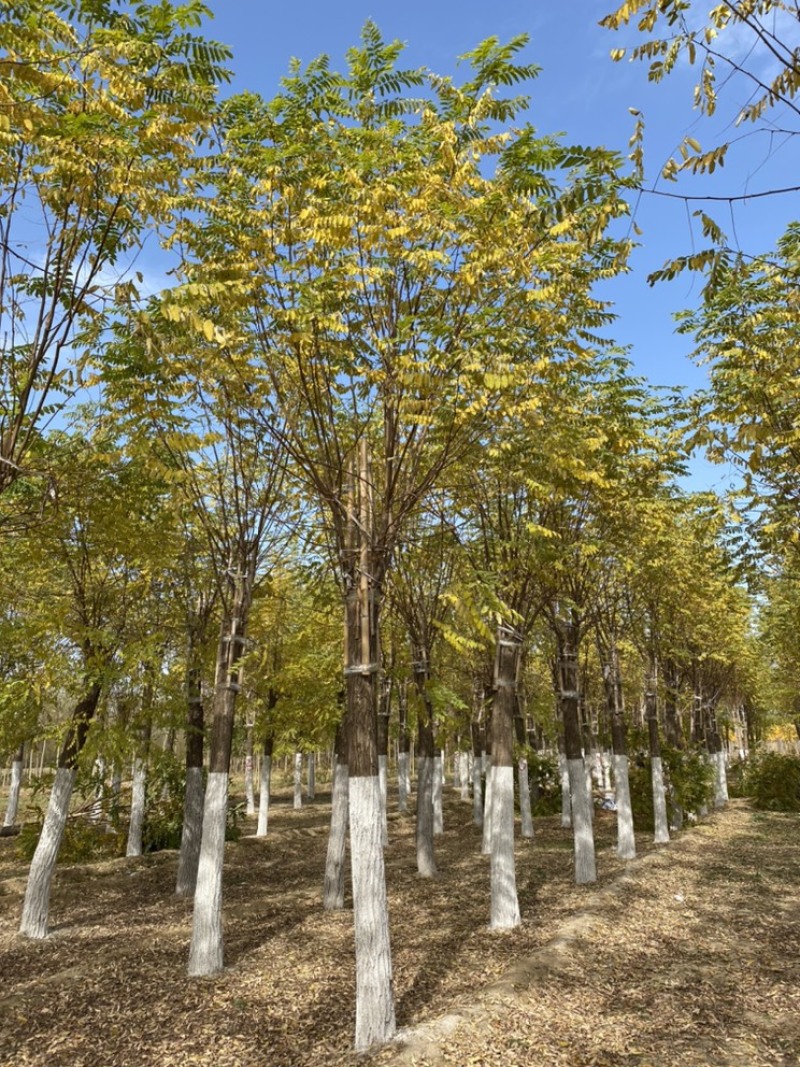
[126,757,147,858]
[244,753,255,816]
[176,766,205,896]
[307,752,316,800]
[256,755,271,837]
[651,756,670,844]
[20,767,76,939]
[714,751,729,807]
[324,759,349,909]
[560,755,572,828]
[187,771,228,976]
[490,764,521,929]
[601,751,612,795]
[567,757,596,885]
[584,760,595,822]
[349,775,396,1051]
[482,759,494,855]
[518,757,534,839]
[460,752,470,802]
[378,754,388,847]
[90,757,105,822]
[472,755,483,827]
[397,752,408,812]
[293,751,302,810]
[433,753,443,836]
[415,755,437,877]
[612,753,636,861]
[3,758,23,826]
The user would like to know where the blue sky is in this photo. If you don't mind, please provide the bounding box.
[194,1,798,491]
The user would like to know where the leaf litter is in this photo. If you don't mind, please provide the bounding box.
[0,789,797,1067]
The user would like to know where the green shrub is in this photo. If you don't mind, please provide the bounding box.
[662,746,715,816]
[17,816,124,863]
[525,751,562,816]
[141,752,186,853]
[626,755,654,829]
[745,752,800,812]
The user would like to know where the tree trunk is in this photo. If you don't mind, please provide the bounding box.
[176,660,205,896]
[414,673,437,877]
[345,441,395,1051]
[3,743,24,827]
[514,697,533,840]
[602,652,635,861]
[307,752,316,800]
[377,680,390,846]
[559,621,596,885]
[256,733,274,838]
[397,681,410,813]
[293,751,303,810]
[244,721,255,816]
[647,681,670,845]
[126,713,152,858]
[489,629,521,929]
[433,749,443,836]
[188,579,249,977]
[471,716,484,828]
[20,683,102,939]
[324,723,349,909]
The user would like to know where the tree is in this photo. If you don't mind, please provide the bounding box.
[0,0,229,499]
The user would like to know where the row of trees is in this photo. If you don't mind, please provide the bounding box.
[2,0,799,1053]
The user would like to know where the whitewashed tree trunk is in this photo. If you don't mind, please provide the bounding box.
[490,764,521,928]
[176,766,205,896]
[378,753,388,847]
[244,753,255,816]
[397,752,409,813]
[714,751,729,807]
[307,751,316,800]
[584,760,594,821]
[433,751,443,836]
[472,754,483,827]
[3,752,23,827]
[460,752,470,801]
[19,767,76,939]
[415,755,436,877]
[126,756,148,857]
[613,753,636,860]
[601,751,612,796]
[187,771,228,975]
[560,755,572,829]
[482,758,494,855]
[349,775,395,1051]
[293,751,302,810]
[323,759,349,909]
[90,757,105,822]
[518,756,534,839]
[651,756,670,844]
[568,757,596,884]
[256,755,271,838]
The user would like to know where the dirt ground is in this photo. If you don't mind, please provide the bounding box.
[0,784,798,1067]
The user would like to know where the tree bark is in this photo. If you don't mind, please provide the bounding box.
[324,723,349,909]
[397,681,410,813]
[602,651,635,861]
[414,669,437,877]
[489,629,521,929]
[20,682,102,938]
[188,578,250,977]
[126,711,152,858]
[3,743,24,827]
[176,660,205,896]
[558,620,596,885]
[256,733,274,838]
[647,680,670,845]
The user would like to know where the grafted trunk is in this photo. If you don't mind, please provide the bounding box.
[20,682,102,939]
[559,621,596,885]
[489,630,521,929]
[188,582,249,977]
[647,682,670,845]
[176,662,205,896]
[3,743,24,827]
